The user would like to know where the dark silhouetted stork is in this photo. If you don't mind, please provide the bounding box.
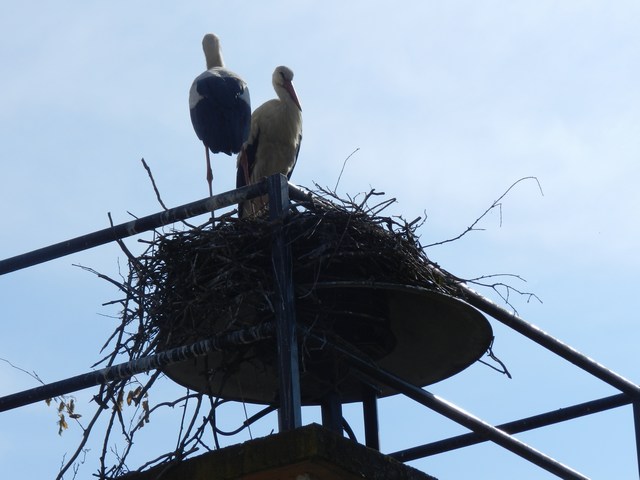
[189,33,251,196]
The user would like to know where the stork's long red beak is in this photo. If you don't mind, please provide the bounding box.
[284,80,302,111]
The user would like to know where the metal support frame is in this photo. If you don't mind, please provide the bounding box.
[267,174,302,431]
[2,178,640,477]
[313,333,588,480]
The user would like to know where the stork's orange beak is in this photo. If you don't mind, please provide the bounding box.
[284,80,302,111]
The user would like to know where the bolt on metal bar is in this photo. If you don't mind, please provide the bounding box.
[0,323,274,413]
[390,392,630,461]
[453,281,640,401]
[268,174,302,431]
[314,333,588,480]
[0,182,266,276]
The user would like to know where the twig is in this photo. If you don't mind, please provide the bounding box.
[425,176,543,248]
[56,396,107,480]
[141,158,169,211]
[73,264,133,296]
[0,357,44,385]
[334,147,360,191]
[140,157,197,229]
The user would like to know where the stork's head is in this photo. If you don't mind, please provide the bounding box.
[202,33,224,69]
[273,66,301,111]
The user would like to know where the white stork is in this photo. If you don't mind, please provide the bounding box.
[189,33,251,196]
[236,65,302,217]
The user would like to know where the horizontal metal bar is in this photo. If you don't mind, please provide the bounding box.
[315,334,588,480]
[0,182,267,276]
[391,392,630,461]
[0,323,274,412]
[288,183,335,209]
[454,281,640,401]
[288,182,312,202]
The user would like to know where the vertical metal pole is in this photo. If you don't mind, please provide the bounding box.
[633,402,640,478]
[268,174,302,431]
[321,391,343,434]
[362,384,380,450]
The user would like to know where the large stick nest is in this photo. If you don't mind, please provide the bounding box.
[138,188,455,359]
[60,185,511,478]
[105,185,498,411]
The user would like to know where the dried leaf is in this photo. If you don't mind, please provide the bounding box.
[142,400,150,423]
[57,414,68,435]
[127,386,143,406]
[115,390,124,411]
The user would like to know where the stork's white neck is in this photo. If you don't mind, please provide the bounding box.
[275,84,291,104]
[275,83,302,112]
[202,34,224,69]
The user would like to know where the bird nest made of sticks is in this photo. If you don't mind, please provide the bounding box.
[127,187,491,404]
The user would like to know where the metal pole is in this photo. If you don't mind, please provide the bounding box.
[0,323,274,412]
[633,402,640,478]
[391,392,630,461]
[453,281,640,400]
[288,183,333,208]
[268,174,302,431]
[321,391,343,434]
[362,383,380,450]
[0,182,266,276]
[318,334,588,480]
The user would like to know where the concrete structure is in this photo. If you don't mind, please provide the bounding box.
[121,423,437,480]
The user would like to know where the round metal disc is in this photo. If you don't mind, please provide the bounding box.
[162,282,493,404]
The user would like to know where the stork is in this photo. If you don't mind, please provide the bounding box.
[189,33,251,196]
[236,66,302,217]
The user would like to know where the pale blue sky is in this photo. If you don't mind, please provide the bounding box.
[1,2,640,478]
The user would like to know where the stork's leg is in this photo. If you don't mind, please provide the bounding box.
[205,145,213,197]
[237,147,250,188]
[205,145,215,223]
[236,148,251,218]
